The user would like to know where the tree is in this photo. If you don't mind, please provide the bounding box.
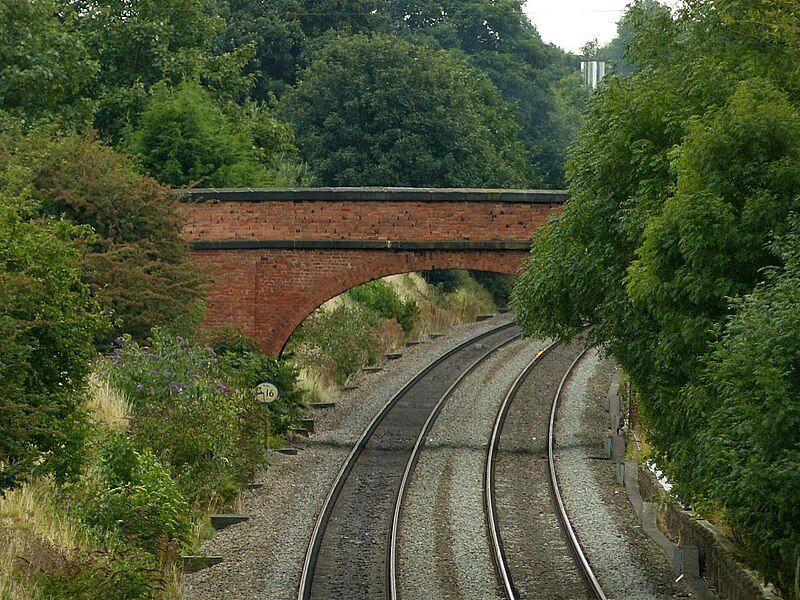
[684,220,800,594]
[72,0,253,139]
[214,0,307,100]
[280,34,534,187]
[127,81,268,187]
[513,2,800,593]
[596,0,671,76]
[0,0,97,126]
[2,130,207,342]
[0,185,107,491]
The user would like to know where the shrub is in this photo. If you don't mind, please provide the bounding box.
[421,269,463,293]
[35,544,160,600]
[213,332,306,436]
[470,271,516,308]
[682,220,800,595]
[349,279,419,333]
[286,306,380,386]
[127,81,274,187]
[0,189,107,492]
[81,432,192,556]
[100,329,304,505]
[1,130,206,344]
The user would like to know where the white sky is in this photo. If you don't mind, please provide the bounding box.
[522,0,679,54]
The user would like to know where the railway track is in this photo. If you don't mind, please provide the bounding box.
[298,322,522,599]
[486,341,607,600]
[298,323,607,600]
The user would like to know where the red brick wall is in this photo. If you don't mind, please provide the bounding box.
[197,248,527,355]
[181,200,555,243]
[181,190,564,355]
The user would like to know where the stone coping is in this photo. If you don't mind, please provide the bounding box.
[176,187,569,204]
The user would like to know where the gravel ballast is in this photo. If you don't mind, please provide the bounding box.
[553,349,694,599]
[396,336,548,600]
[181,315,513,600]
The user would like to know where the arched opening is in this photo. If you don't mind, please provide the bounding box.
[282,268,517,400]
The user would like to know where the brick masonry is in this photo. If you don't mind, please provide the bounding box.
[180,188,566,355]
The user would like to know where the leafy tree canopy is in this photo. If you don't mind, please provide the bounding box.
[280,34,535,187]
[513,0,800,592]
[0,0,97,126]
[1,129,207,342]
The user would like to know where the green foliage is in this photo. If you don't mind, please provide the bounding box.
[421,269,463,293]
[469,271,516,307]
[101,330,305,505]
[596,0,671,76]
[35,542,161,600]
[82,432,193,555]
[127,81,271,187]
[0,191,107,492]
[286,306,380,386]
[213,330,307,436]
[281,34,535,187]
[682,220,800,592]
[0,129,206,343]
[512,1,800,593]
[0,0,97,127]
[349,280,419,333]
[71,0,253,140]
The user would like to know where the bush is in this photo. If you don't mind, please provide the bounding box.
[127,81,278,187]
[470,271,516,307]
[286,306,380,386]
[0,189,107,492]
[214,335,306,436]
[35,542,160,600]
[682,220,800,594]
[421,269,464,294]
[81,432,192,556]
[1,130,206,344]
[349,279,419,333]
[101,329,305,505]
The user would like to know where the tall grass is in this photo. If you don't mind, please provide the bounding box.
[0,478,89,600]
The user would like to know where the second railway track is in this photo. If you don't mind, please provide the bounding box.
[486,337,607,600]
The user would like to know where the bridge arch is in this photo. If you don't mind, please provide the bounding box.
[180,188,567,355]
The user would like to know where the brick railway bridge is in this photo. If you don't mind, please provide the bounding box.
[180,188,568,355]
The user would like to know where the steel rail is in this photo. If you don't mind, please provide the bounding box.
[547,348,608,600]
[387,330,525,600]
[484,340,560,600]
[297,321,518,600]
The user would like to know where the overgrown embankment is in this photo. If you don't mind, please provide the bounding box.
[287,270,511,401]
[1,329,308,599]
[512,2,800,596]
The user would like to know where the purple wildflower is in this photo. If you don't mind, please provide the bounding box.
[136,383,143,391]
[171,381,184,393]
